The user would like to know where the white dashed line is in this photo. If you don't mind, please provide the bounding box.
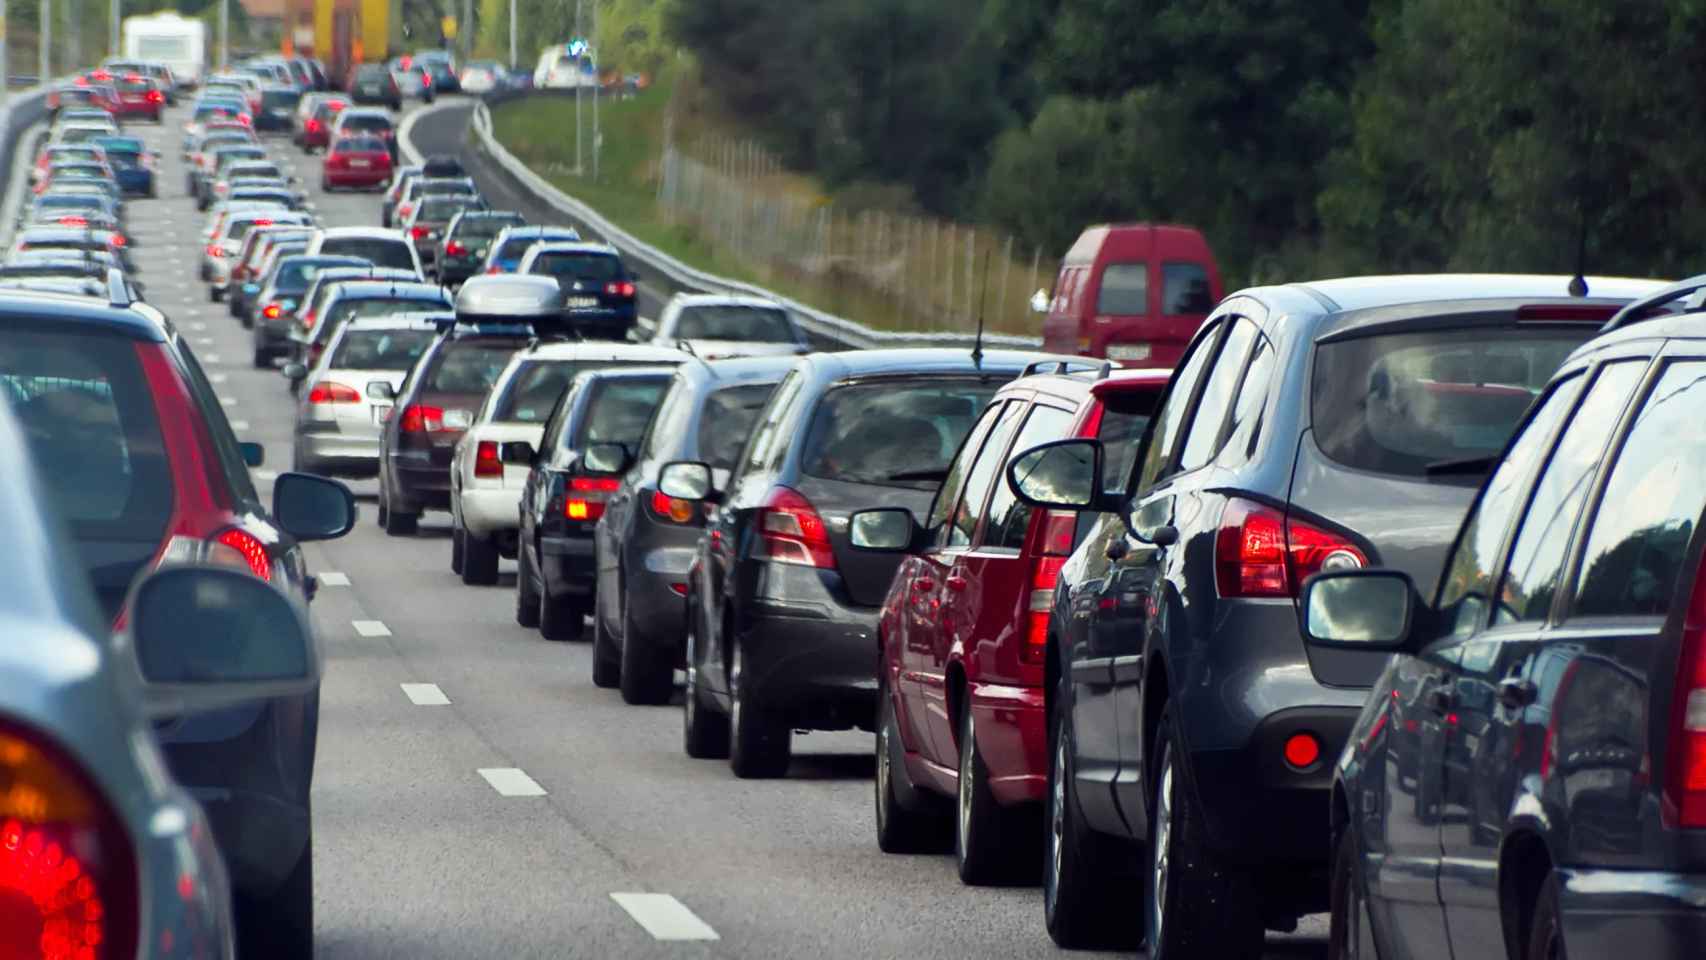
[229,419,250,430]
[318,571,350,586]
[197,336,215,345]
[252,469,278,482]
[400,683,451,706]
[219,396,238,406]
[204,354,222,364]
[351,619,391,637]
[478,768,546,797]
[610,894,719,941]
[189,321,207,330]
[209,373,228,383]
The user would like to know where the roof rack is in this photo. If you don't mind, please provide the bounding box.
[1600,273,1706,332]
[1021,358,1115,378]
[105,267,131,308]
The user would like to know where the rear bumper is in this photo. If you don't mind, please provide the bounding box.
[738,590,880,731]
[114,169,153,194]
[969,681,1047,805]
[1558,868,1706,959]
[326,168,389,188]
[300,430,380,474]
[459,485,520,537]
[541,532,596,596]
[391,459,452,510]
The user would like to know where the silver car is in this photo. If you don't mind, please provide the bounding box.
[641,292,811,359]
[286,313,446,476]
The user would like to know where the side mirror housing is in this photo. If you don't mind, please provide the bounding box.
[366,380,395,400]
[281,362,308,381]
[498,440,536,465]
[848,508,920,552]
[658,460,716,502]
[1301,570,1418,651]
[271,472,356,541]
[583,441,630,475]
[1006,439,1110,511]
[239,441,264,466]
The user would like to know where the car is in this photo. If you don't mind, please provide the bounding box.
[322,133,394,191]
[288,278,455,371]
[1037,224,1223,364]
[20,190,124,231]
[109,70,166,121]
[348,62,402,110]
[387,175,479,230]
[855,363,1170,883]
[331,108,399,162]
[194,142,268,206]
[246,254,368,354]
[285,265,424,358]
[641,293,811,359]
[666,348,1066,775]
[207,157,289,204]
[30,142,108,185]
[379,164,424,225]
[392,61,437,103]
[255,84,303,130]
[47,81,105,115]
[285,313,447,476]
[0,278,357,957]
[298,95,350,152]
[226,225,314,320]
[203,210,313,300]
[517,241,641,339]
[452,341,689,586]
[0,253,126,288]
[591,355,796,701]
[435,209,527,286]
[91,134,156,196]
[305,225,424,277]
[231,235,311,327]
[459,61,503,93]
[475,222,571,274]
[403,193,488,271]
[14,226,132,272]
[993,273,1668,953]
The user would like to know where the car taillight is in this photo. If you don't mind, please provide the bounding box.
[474,441,502,479]
[445,241,466,256]
[1665,567,1706,828]
[1022,511,1077,665]
[398,404,444,433]
[308,381,360,405]
[756,486,835,568]
[603,281,636,298]
[486,265,500,274]
[305,118,320,132]
[56,215,86,226]
[0,721,138,960]
[262,303,281,319]
[299,309,315,330]
[1213,499,1365,599]
[205,244,225,258]
[650,489,695,524]
[397,204,412,219]
[108,235,126,249]
[146,90,163,104]
[421,74,432,87]
[214,527,271,580]
[410,226,429,240]
[565,476,621,521]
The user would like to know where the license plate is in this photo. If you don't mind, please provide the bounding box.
[565,297,599,309]
[349,159,370,168]
[1106,343,1153,361]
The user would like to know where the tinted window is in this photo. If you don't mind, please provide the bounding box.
[1220,339,1275,466]
[320,238,416,271]
[1135,323,1219,491]
[1433,375,1584,636]
[986,404,1076,549]
[340,114,393,133]
[1162,262,1214,314]
[927,403,1004,537]
[578,379,669,447]
[1097,389,1160,495]
[530,252,623,282]
[1494,362,1644,625]
[321,297,448,343]
[1096,263,1148,315]
[493,360,656,423]
[1313,328,1589,478]
[337,136,387,153]
[1572,361,1706,618]
[1178,319,1257,471]
[275,260,338,292]
[801,380,999,491]
[262,89,300,108]
[674,306,795,343]
[420,197,480,221]
[740,371,802,474]
[697,384,777,472]
[497,236,546,261]
[423,342,515,394]
[639,377,693,461]
[453,216,526,241]
[330,328,434,372]
[949,401,1025,547]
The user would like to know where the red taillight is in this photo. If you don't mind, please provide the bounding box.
[328,100,345,111]
[649,489,695,524]
[445,241,467,256]
[305,118,320,132]
[1665,571,1706,827]
[421,73,432,87]
[485,265,500,275]
[1021,511,1078,665]
[307,381,360,405]
[1283,732,1322,770]
[756,486,835,568]
[398,404,444,433]
[56,215,86,226]
[1213,499,1365,599]
[262,303,281,319]
[474,441,503,479]
[146,90,163,104]
[565,476,621,521]
[397,204,412,219]
[410,226,429,240]
[205,244,225,258]
[604,281,636,298]
[237,114,251,126]
[299,310,316,331]
[252,218,273,227]
[108,235,126,249]
[215,527,272,581]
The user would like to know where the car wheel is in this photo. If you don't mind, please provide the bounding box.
[1525,869,1567,960]
[683,608,730,758]
[461,529,499,585]
[1147,708,1264,960]
[590,604,620,683]
[207,286,219,303]
[1044,686,1139,949]
[450,522,466,574]
[728,640,790,779]
[874,674,949,853]
[955,702,1038,885]
[1329,823,1379,960]
[515,542,542,628]
[237,835,311,959]
[619,601,673,706]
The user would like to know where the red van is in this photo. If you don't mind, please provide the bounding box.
[1037,223,1222,364]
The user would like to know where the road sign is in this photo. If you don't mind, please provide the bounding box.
[442,15,458,40]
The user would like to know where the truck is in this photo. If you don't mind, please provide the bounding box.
[1035,223,1223,365]
[123,12,207,89]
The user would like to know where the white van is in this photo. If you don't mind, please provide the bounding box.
[532,45,594,89]
[123,12,206,88]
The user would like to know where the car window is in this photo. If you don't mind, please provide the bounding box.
[638,376,693,462]
[674,306,795,343]
[1178,319,1257,471]
[986,404,1076,550]
[321,238,415,270]
[948,401,1025,547]
[529,252,624,282]
[330,328,434,372]
[1434,373,1584,637]
[738,370,802,475]
[1494,361,1645,625]
[697,383,777,472]
[1571,360,1706,619]
[1096,263,1147,315]
[577,378,670,448]
[537,383,576,461]
[1096,389,1160,496]
[454,216,525,241]
[802,380,1000,492]
[423,342,516,394]
[1134,321,1221,492]
[926,402,1004,542]
[1219,338,1276,467]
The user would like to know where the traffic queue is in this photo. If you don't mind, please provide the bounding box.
[5,49,1706,960]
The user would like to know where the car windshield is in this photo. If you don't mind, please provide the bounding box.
[424,342,516,393]
[529,251,622,281]
[674,306,794,343]
[801,380,999,489]
[338,136,387,153]
[420,198,477,221]
[330,329,435,371]
[319,238,415,270]
[578,378,670,446]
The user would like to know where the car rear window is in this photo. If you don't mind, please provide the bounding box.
[578,378,670,446]
[697,383,775,471]
[341,114,393,133]
[321,296,450,342]
[0,328,171,537]
[338,136,387,153]
[1097,263,1148,315]
[1312,328,1590,478]
[420,197,478,221]
[453,216,526,241]
[530,252,623,282]
[801,380,1001,490]
[319,238,415,271]
[331,328,435,371]
[675,306,794,343]
[262,89,300,109]
[424,342,517,393]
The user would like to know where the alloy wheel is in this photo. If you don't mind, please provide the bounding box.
[1047,729,1066,909]
[1151,753,1174,950]
[957,711,975,859]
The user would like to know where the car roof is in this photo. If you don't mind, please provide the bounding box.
[317,226,407,240]
[1285,274,1667,315]
[528,241,620,257]
[669,293,785,311]
[341,315,445,332]
[696,354,800,381]
[804,348,1071,381]
[328,281,452,300]
[503,226,579,237]
[519,343,688,363]
[0,288,164,341]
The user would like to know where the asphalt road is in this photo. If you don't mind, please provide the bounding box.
[95,96,1329,959]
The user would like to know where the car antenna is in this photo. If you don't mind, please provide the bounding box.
[971,246,990,369]
[1567,204,1589,298]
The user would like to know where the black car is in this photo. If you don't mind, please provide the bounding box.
[348,63,402,110]
[256,84,302,131]
[248,254,368,366]
[436,209,528,286]
[664,349,1047,777]
[518,242,641,340]
[593,356,795,705]
[993,274,1666,954]
[1306,277,1706,960]
[512,366,679,642]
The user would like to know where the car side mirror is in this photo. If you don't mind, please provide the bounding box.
[498,440,536,465]
[127,565,319,716]
[658,460,716,502]
[1006,439,1111,512]
[1301,570,1417,651]
[366,380,395,400]
[281,362,308,381]
[583,441,630,475]
[848,508,919,552]
[271,472,356,541]
[1030,289,1051,314]
[239,441,264,466]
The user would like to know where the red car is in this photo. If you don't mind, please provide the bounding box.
[110,72,166,122]
[870,364,1170,883]
[299,97,349,153]
[322,134,392,190]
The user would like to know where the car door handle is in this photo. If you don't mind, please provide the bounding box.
[1429,686,1458,715]
[1498,678,1538,710]
[912,577,934,592]
[944,575,968,592]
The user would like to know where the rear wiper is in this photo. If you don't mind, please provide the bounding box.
[887,468,949,482]
[1424,455,1499,477]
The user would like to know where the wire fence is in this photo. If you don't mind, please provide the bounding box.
[656,133,1057,337]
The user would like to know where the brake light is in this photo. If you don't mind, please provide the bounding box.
[214,527,272,581]
[56,215,86,226]
[308,381,360,405]
[400,56,413,69]
[0,721,138,960]
[300,310,315,330]
[252,218,273,227]
[397,204,412,219]
[604,281,636,298]
[328,100,345,111]
[1213,499,1365,599]
[146,90,163,104]
[398,404,444,433]
[410,226,428,240]
[565,476,621,521]
[486,265,501,274]
[1020,511,1078,664]
[262,303,281,319]
[756,486,835,568]
[237,114,251,126]
[445,241,467,256]
[305,118,320,132]
[205,244,225,258]
[474,441,503,479]
[650,489,696,524]
[108,235,126,249]
[1664,567,1706,828]
[421,73,432,87]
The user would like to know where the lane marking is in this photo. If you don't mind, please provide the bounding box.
[219,395,238,406]
[189,321,207,330]
[197,337,215,345]
[252,469,278,482]
[229,419,250,430]
[478,767,546,797]
[318,571,350,586]
[610,894,719,941]
[204,354,222,364]
[352,619,392,637]
[400,682,451,706]
[209,373,227,383]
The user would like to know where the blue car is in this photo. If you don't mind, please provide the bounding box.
[94,135,156,196]
[479,224,581,274]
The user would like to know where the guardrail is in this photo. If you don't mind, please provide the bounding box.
[0,87,63,249]
[464,98,1043,352]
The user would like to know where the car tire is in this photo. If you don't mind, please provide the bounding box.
[1044,685,1139,949]
[728,640,790,779]
[451,523,466,574]
[1147,708,1264,960]
[238,836,312,959]
[683,607,730,758]
[875,674,950,853]
[619,602,673,706]
[590,605,620,684]
[956,702,1039,885]
[1525,869,1567,960]
[461,530,500,585]
[207,286,219,303]
[1329,823,1379,960]
[515,543,542,628]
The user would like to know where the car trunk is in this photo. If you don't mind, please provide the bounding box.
[793,475,936,608]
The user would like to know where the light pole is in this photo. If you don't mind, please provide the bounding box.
[218,0,228,68]
[507,0,515,68]
[590,0,597,182]
[573,0,582,175]
[38,0,48,81]
[109,0,118,58]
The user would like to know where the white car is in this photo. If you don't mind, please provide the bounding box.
[641,293,810,360]
[289,314,445,476]
[448,341,689,584]
[305,226,424,278]
[458,63,500,93]
[204,209,312,299]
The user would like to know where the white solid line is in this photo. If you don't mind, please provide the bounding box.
[610,893,719,941]
[351,619,391,637]
[318,571,350,586]
[229,420,250,431]
[478,767,546,797]
[400,682,451,706]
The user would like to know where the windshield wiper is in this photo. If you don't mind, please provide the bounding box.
[1424,455,1499,477]
[886,468,949,482]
